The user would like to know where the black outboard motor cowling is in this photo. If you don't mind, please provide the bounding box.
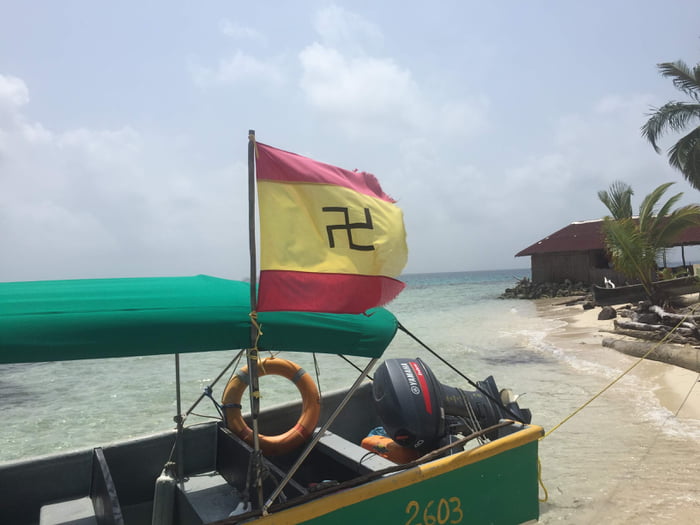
[372,358,532,450]
[372,357,445,449]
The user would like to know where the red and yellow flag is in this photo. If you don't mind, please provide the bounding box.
[255,142,408,313]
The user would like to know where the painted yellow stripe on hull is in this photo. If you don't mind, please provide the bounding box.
[258,180,407,276]
[254,424,544,524]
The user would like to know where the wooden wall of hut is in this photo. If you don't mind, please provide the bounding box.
[530,251,627,286]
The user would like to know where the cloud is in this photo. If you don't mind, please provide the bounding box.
[0,74,249,281]
[299,44,420,133]
[384,89,698,273]
[298,6,488,143]
[189,50,285,88]
[218,19,266,44]
[298,43,488,141]
[0,74,29,110]
[6,7,696,279]
[313,5,384,53]
[188,18,286,90]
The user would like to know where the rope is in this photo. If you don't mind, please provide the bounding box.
[249,132,259,158]
[248,311,264,352]
[397,322,526,422]
[673,371,700,416]
[537,457,548,503]
[247,311,265,401]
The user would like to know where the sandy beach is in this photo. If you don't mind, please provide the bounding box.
[539,299,700,419]
[536,298,700,524]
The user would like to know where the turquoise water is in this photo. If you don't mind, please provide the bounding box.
[2,269,699,523]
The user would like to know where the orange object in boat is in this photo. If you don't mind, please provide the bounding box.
[361,434,421,464]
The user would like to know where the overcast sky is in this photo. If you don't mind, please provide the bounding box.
[2,1,700,281]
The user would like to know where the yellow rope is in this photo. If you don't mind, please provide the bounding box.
[537,457,548,503]
[248,311,264,351]
[674,371,700,416]
[248,311,264,398]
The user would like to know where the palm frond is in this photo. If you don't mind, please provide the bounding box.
[654,205,700,246]
[638,182,674,232]
[641,102,700,153]
[654,190,683,221]
[598,181,634,219]
[658,61,700,101]
[668,127,700,189]
[650,205,700,247]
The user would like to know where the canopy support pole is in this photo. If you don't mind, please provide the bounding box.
[174,353,185,489]
[262,357,379,513]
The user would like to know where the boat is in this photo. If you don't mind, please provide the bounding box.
[592,275,700,306]
[0,275,544,525]
[1,135,544,524]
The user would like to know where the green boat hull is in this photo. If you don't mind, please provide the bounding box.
[303,443,539,525]
[253,424,542,525]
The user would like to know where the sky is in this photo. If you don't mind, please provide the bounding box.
[2,1,700,282]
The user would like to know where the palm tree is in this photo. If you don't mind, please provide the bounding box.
[599,182,700,302]
[641,60,700,190]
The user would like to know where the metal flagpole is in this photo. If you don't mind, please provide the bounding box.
[246,130,265,506]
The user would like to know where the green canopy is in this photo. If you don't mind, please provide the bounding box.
[0,275,398,364]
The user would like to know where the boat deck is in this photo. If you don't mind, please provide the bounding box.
[3,384,394,525]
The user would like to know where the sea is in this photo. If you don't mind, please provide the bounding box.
[2,269,699,523]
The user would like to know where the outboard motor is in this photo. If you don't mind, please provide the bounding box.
[372,358,531,451]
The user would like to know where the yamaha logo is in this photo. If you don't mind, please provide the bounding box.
[401,362,421,396]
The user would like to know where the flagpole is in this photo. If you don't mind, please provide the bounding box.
[248,131,258,318]
[247,129,265,506]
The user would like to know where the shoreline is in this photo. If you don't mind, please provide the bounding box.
[534,297,700,420]
[533,298,700,524]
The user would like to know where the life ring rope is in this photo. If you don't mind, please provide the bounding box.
[221,356,321,456]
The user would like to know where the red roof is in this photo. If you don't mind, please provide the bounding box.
[516,220,700,257]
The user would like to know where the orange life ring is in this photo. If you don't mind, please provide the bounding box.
[221,357,321,456]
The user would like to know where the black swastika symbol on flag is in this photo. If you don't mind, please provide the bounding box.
[322,207,375,251]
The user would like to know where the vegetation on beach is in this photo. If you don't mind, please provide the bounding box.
[598,181,700,303]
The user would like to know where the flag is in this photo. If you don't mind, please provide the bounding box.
[255,142,408,313]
